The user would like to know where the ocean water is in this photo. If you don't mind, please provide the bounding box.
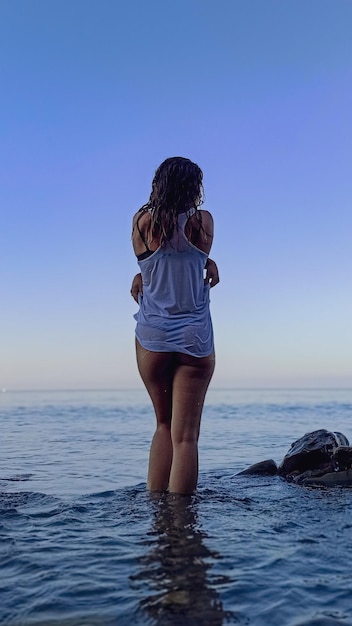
[1,388,352,626]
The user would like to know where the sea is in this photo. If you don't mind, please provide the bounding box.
[1,388,352,626]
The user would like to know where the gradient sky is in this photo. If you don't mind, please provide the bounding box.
[1,0,351,389]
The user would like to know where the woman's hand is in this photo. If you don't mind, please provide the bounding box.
[130,273,143,303]
[204,258,220,288]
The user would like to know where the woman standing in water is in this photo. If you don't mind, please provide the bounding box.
[131,157,218,494]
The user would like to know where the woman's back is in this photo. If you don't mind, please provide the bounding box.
[134,209,213,356]
[136,209,209,317]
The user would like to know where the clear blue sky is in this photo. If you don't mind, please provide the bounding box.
[1,0,351,389]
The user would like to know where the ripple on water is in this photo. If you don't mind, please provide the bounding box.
[2,389,352,624]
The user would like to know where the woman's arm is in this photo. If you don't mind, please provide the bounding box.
[204,258,220,287]
[130,273,143,303]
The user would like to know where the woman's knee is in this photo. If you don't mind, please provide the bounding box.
[156,421,171,432]
[172,428,199,446]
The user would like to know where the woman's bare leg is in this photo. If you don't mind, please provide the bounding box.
[136,340,174,491]
[169,352,215,494]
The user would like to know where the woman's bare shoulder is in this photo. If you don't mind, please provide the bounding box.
[185,209,214,254]
[198,209,213,223]
[132,209,151,228]
[197,210,214,235]
[188,208,213,223]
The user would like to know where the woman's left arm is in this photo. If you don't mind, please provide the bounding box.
[204,258,220,287]
[130,273,143,303]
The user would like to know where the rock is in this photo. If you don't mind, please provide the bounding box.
[302,469,352,487]
[278,429,348,478]
[237,459,278,476]
[237,429,352,487]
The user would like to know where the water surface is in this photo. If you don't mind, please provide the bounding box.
[1,388,352,625]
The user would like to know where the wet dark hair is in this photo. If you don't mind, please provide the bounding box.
[139,156,204,244]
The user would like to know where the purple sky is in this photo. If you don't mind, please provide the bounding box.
[1,0,351,389]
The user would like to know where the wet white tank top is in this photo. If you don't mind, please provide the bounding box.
[134,209,214,357]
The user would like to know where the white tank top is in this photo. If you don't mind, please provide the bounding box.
[134,209,214,357]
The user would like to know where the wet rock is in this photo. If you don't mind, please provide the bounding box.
[302,469,352,487]
[237,459,278,476]
[333,446,352,471]
[237,429,352,487]
[278,429,348,477]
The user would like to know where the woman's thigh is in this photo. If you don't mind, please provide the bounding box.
[171,352,215,442]
[135,339,175,425]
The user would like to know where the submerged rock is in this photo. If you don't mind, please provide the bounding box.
[238,429,352,486]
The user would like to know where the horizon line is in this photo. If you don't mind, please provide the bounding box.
[2,386,352,393]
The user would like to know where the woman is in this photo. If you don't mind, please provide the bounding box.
[131,156,219,494]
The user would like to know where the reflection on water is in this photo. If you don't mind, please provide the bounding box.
[132,493,233,625]
[3,390,352,624]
